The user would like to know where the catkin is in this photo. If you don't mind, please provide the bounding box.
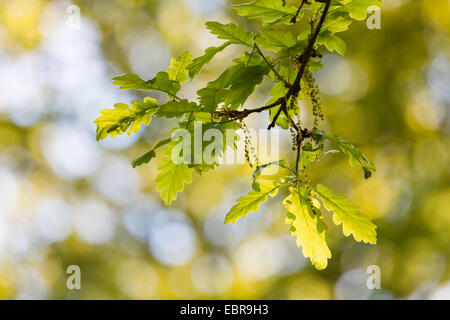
[304,69,324,131]
[242,122,259,168]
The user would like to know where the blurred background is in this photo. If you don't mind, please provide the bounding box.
[0,0,448,300]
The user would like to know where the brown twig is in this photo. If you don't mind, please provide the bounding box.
[290,0,310,24]
[213,0,332,131]
[254,44,288,85]
[214,99,283,120]
[268,0,331,128]
[268,102,286,129]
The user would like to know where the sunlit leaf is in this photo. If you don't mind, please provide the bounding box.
[257,28,296,52]
[94,97,159,141]
[337,0,382,21]
[197,87,228,113]
[283,186,331,270]
[314,184,377,244]
[322,12,352,33]
[131,138,172,168]
[251,160,292,179]
[155,100,198,118]
[187,42,231,78]
[156,143,193,205]
[225,64,269,108]
[322,133,376,178]
[112,72,181,97]
[167,51,193,83]
[317,31,346,55]
[111,74,149,90]
[206,22,255,47]
[206,55,269,109]
[300,142,323,169]
[225,179,280,224]
[232,0,300,24]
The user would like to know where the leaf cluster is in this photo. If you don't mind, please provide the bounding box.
[95,0,382,269]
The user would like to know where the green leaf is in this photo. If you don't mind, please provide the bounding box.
[338,0,382,21]
[251,160,292,179]
[193,112,214,123]
[283,186,331,270]
[278,30,308,58]
[317,31,346,55]
[94,97,159,141]
[233,51,264,66]
[308,58,324,72]
[167,51,193,83]
[156,143,193,205]
[314,184,377,244]
[225,64,269,108]
[266,81,290,130]
[133,150,156,168]
[205,22,255,47]
[323,133,376,178]
[279,40,308,59]
[300,142,323,169]
[206,56,269,109]
[146,72,181,97]
[232,0,299,24]
[322,12,352,33]
[197,87,228,113]
[131,138,172,168]
[225,179,280,224]
[155,100,198,118]
[169,121,238,174]
[187,42,231,78]
[111,74,149,90]
[112,72,181,97]
[257,28,296,52]
[266,66,300,129]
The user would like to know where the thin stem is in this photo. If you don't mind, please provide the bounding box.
[246,42,257,67]
[215,99,283,122]
[295,143,301,189]
[270,0,331,128]
[295,147,301,174]
[293,0,331,93]
[268,103,285,129]
[172,94,182,102]
[185,111,194,128]
[255,43,287,85]
[212,1,331,133]
[290,0,309,24]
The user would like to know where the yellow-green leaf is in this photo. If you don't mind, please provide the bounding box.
[322,133,376,179]
[338,0,382,21]
[197,87,228,113]
[112,72,180,97]
[206,22,255,47]
[232,0,299,24]
[314,184,377,244]
[187,42,231,78]
[225,179,280,224]
[322,12,352,33]
[155,144,193,205]
[257,28,296,52]
[131,138,171,168]
[94,97,159,141]
[317,32,346,55]
[155,100,198,119]
[283,186,331,270]
[167,52,193,83]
